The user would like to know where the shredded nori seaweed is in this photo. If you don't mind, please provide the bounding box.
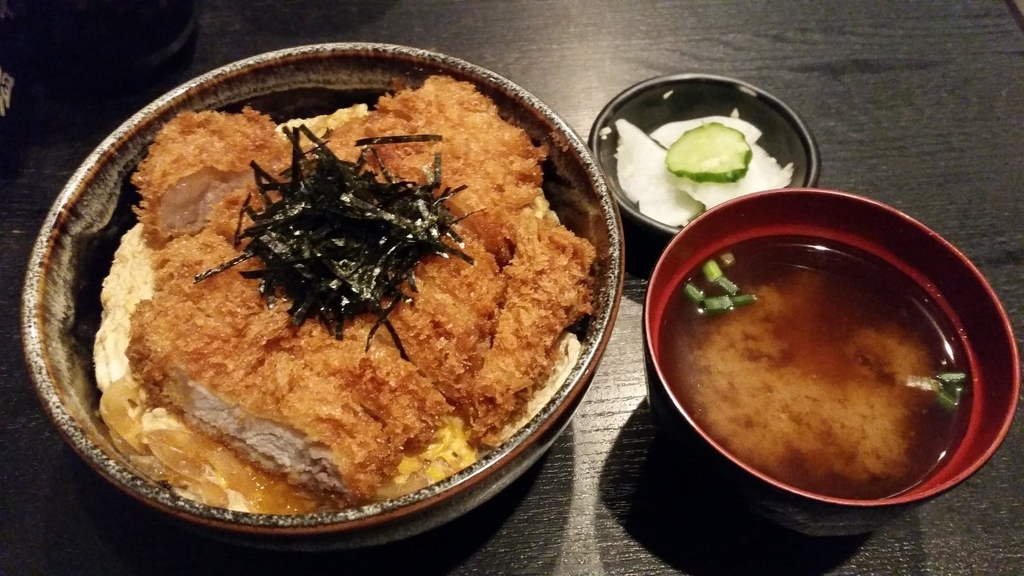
[195,125,472,357]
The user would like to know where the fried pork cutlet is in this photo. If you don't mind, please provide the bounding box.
[324,77,595,442]
[128,231,453,500]
[120,76,595,503]
[470,209,594,445]
[132,107,289,247]
[326,76,548,264]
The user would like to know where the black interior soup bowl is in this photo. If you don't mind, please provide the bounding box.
[589,74,820,276]
[643,189,1018,537]
[21,43,624,550]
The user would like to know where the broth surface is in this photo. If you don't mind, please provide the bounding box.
[660,237,968,500]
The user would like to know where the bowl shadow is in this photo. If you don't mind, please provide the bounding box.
[50,425,577,575]
[622,216,672,280]
[596,401,870,576]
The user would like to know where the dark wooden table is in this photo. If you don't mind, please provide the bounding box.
[3,1,1022,574]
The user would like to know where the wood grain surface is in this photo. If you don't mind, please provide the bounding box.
[2,1,1022,574]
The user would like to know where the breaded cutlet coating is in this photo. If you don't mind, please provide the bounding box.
[321,76,596,441]
[265,320,455,497]
[387,237,507,408]
[128,231,453,499]
[471,210,595,444]
[131,108,288,247]
[129,233,292,395]
[325,76,547,264]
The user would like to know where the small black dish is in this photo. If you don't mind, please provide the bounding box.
[588,74,820,276]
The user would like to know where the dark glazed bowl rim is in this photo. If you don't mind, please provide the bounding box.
[643,187,1019,508]
[589,73,821,240]
[21,43,624,537]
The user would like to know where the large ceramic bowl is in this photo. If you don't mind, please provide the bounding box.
[643,188,1018,536]
[21,43,624,550]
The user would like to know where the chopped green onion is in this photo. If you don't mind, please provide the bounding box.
[683,282,705,304]
[719,252,736,267]
[702,259,723,282]
[936,388,961,412]
[702,295,733,314]
[936,372,967,389]
[690,256,756,316]
[908,372,967,410]
[730,294,757,307]
[715,275,740,295]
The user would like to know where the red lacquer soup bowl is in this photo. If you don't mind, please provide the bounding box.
[643,188,1019,536]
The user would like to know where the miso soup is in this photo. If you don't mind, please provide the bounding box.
[659,237,970,500]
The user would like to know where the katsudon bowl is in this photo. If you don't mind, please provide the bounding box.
[21,43,624,549]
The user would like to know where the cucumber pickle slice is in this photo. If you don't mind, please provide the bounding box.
[665,122,753,183]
